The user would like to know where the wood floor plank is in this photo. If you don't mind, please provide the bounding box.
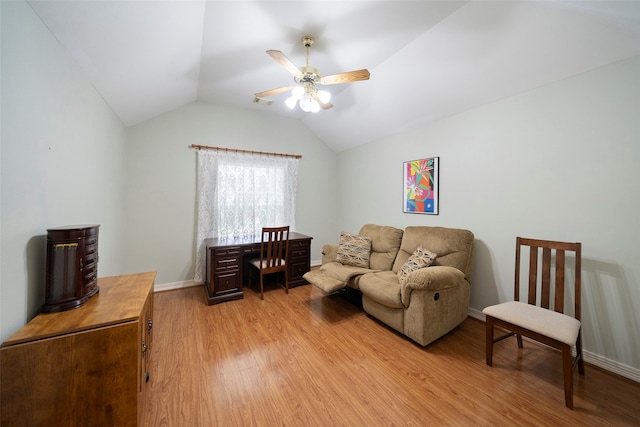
[141,284,640,426]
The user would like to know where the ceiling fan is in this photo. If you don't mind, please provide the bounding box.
[255,36,370,113]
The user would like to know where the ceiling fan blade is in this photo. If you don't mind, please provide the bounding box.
[311,92,333,110]
[320,69,370,85]
[254,86,294,98]
[266,50,303,78]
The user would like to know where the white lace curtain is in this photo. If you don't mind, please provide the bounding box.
[194,149,299,283]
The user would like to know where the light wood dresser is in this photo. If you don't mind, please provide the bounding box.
[1,272,156,426]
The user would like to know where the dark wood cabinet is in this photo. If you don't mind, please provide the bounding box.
[204,232,312,305]
[205,245,244,304]
[1,272,156,427]
[43,224,99,313]
[288,237,312,286]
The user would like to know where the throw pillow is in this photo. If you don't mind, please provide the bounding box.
[336,231,372,268]
[398,246,437,284]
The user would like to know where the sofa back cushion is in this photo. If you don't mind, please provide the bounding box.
[392,226,474,283]
[358,224,404,271]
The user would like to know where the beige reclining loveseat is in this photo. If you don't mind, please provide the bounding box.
[303,224,474,346]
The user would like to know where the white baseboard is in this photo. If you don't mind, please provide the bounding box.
[468,308,640,383]
[154,279,199,293]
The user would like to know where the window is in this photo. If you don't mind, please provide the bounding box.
[194,149,298,282]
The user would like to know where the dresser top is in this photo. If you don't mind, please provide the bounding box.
[2,272,156,347]
[47,224,100,231]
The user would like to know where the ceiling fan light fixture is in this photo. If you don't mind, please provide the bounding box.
[285,96,298,109]
[317,89,331,104]
[291,86,304,99]
[299,94,320,113]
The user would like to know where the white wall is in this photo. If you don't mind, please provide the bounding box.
[0,1,128,342]
[124,102,338,285]
[335,56,640,374]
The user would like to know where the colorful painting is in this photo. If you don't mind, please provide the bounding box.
[403,157,439,214]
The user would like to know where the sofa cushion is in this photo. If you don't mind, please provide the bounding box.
[336,231,372,268]
[398,246,437,284]
[392,226,474,282]
[358,224,404,271]
[358,271,403,309]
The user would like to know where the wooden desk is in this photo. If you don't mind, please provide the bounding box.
[1,272,156,427]
[203,232,312,305]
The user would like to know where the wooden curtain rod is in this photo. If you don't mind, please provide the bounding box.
[190,144,302,159]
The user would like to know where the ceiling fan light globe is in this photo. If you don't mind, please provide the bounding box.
[285,96,298,109]
[299,103,312,112]
[317,90,331,104]
[310,101,320,113]
[291,86,304,99]
[299,95,314,112]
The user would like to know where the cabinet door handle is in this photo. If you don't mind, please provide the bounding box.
[142,340,147,358]
[147,318,153,333]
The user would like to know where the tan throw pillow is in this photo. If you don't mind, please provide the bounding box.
[398,246,437,284]
[336,231,372,268]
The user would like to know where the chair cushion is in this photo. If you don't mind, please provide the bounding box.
[483,301,581,346]
[336,231,372,268]
[398,246,437,285]
[249,258,285,269]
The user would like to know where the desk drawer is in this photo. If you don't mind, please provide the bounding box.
[290,239,310,250]
[290,259,310,282]
[215,257,239,272]
[214,271,240,294]
[290,241,310,260]
[215,247,240,257]
[243,244,260,255]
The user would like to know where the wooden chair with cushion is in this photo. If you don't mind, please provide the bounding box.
[248,226,290,300]
[483,237,584,409]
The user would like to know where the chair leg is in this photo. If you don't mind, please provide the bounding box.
[516,334,523,349]
[284,269,289,294]
[485,317,494,366]
[259,273,264,300]
[576,333,585,375]
[562,345,574,409]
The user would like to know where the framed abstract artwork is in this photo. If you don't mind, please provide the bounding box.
[403,157,439,214]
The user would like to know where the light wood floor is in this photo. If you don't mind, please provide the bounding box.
[141,283,640,426]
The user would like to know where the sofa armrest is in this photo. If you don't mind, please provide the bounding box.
[400,266,465,306]
[322,243,339,264]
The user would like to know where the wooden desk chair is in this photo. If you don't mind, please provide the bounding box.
[483,237,584,409]
[248,226,290,300]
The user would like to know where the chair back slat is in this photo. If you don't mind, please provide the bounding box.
[555,249,566,313]
[575,245,582,321]
[515,237,581,317]
[514,239,522,301]
[527,245,538,305]
[541,247,552,309]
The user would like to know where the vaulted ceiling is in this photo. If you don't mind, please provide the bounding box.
[27,1,640,152]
